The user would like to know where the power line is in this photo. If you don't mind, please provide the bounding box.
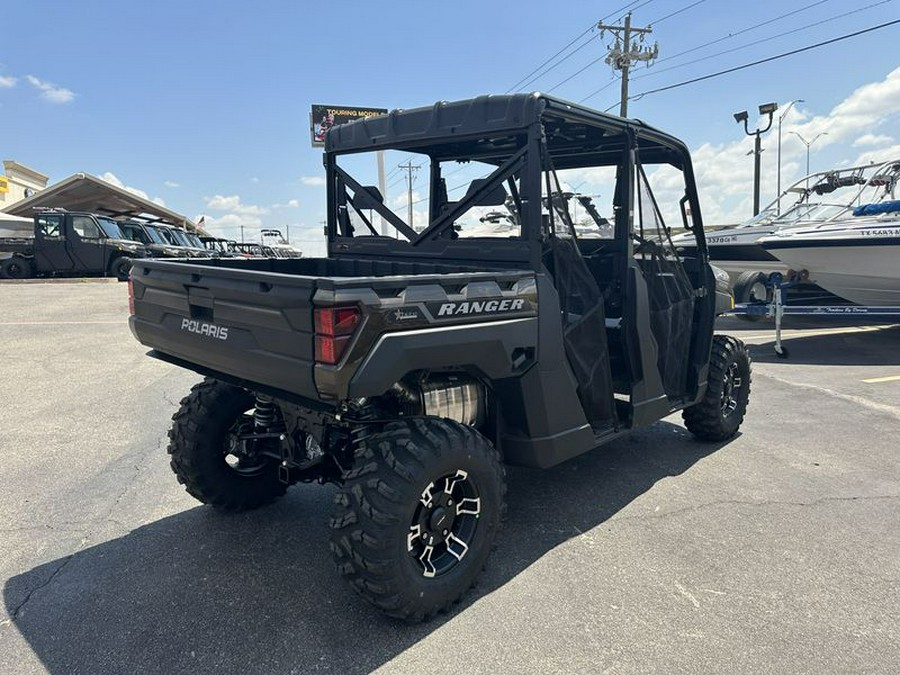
[652,0,833,67]
[629,19,900,101]
[648,0,708,26]
[506,24,596,93]
[579,76,619,104]
[547,54,607,93]
[514,35,598,93]
[631,0,895,83]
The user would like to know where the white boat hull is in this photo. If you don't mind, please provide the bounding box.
[761,223,900,306]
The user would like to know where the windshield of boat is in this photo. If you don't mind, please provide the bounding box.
[737,207,779,228]
[774,202,849,224]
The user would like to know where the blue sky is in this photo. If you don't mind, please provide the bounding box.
[1,0,898,254]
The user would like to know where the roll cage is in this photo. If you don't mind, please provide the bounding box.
[323,93,707,268]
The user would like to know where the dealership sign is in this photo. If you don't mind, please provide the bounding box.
[310,104,388,148]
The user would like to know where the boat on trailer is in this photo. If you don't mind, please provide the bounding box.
[673,159,900,283]
[758,214,900,307]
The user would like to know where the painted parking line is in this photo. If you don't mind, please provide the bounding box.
[862,374,900,384]
[729,324,897,344]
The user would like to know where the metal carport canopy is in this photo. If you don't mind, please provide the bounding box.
[5,172,202,231]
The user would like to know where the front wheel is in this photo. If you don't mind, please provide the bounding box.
[167,378,286,511]
[330,418,506,622]
[683,335,751,441]
[110,256,132,282]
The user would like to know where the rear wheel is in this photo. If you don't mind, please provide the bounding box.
[167,378,286,511]
[1,255,33,279]
[683,335,751,441]
[330,418,505,622]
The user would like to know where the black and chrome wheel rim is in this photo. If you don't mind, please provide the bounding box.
[721,362,743,417]
[407,469,481,578]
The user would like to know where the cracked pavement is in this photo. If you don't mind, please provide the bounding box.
[1,285,898,674]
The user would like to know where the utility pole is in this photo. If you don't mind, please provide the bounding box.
[398,161,420,230]
[598,12,657,118]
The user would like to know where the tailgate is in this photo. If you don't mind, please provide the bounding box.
[128,260,318,399]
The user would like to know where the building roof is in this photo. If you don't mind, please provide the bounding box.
[3,160,50,186]
[5,172,201,231]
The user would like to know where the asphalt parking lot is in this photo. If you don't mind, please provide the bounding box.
[1,282,898,675]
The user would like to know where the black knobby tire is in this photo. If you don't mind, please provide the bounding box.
[110,256,132,282]
[683,335,751,441]
[330,418,506,622]
[732,270,769,322]
[167,378,286,511]
[1,256,33,280]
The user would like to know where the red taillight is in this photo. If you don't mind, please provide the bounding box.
[314,306,360,365]
[128,278,135,315]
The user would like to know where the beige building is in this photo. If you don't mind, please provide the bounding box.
[0,160,49,210]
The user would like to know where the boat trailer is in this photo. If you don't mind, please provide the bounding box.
[728,272,900,358]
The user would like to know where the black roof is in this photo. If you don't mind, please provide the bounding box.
[324,93,689,169]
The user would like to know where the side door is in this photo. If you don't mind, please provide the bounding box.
[34,213,74,272]
[68,215,107,273]
[621,142,714,422]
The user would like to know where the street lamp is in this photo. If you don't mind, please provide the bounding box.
[734,102,778,216]
[777,99,804,211]
[790,131,829,187]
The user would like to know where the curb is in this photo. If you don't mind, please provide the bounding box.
[0,277,122,285]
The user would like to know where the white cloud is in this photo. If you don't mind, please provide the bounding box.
[100,171,168,207]
[301,176,326,186]
[250,177,260,183]
[25,75,75,103]
[206,194,269,216]
[852,133,894,147]
[100,171,150,200]
[0,75,16,88]
[164,180,180,188]
[273,199,301,209]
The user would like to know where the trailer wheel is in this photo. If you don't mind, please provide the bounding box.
[1,255,33,279]
[683,335,751,441]
[167,378,286,511]
[330,418,505,622]
[110,256,132,282]
[732,271,769,322]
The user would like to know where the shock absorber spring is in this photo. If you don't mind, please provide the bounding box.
[254,394,277,430]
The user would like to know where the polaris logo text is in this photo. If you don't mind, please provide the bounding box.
[181,318,229,340]
[437,298,526,317]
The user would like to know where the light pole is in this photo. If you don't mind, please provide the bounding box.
[777,98,804,211]
[790,131,829,187]
[734,102,778,216]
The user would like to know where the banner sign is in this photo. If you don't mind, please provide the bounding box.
[0,175,8,194]
[310,104,387,148]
